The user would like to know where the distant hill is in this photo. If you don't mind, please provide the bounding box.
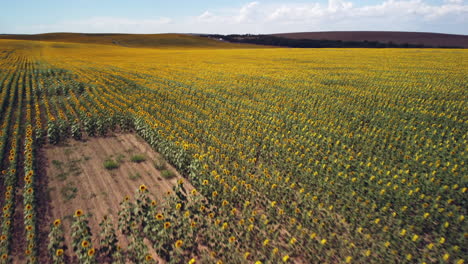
[272,31,468,48]
[0,33,261,49]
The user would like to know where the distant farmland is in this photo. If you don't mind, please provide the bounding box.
[0,33,262,49]
[272,31,468,48]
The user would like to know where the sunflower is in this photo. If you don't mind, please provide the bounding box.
[0,254,7,260]
[164,222,171,229]
[191,189,197,195]
[155,213,164,220]
[289,237,297,245]
[174,240,183,248]
[139,184,147,192]
[81,240,89,248]
[176,203,182,210]
[228,236,236,243]
[151,200,157,206]
[145,255,153,261]
[88,248,95,257]
[75,209,84,217]
[53,219,61,227]
[26,225,33,231]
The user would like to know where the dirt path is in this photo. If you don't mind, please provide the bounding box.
[44,133,188,262]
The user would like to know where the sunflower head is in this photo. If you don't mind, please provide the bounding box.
[81,240,89,248]
[155,213,164,220]
[164,222,171,229]
[53,218,61,226]
[56,249,64,256]
[88,248,95,256]
[74,209,84,217]
[139,184,147,192]
[174,240,183,248]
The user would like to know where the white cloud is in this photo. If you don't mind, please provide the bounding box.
[235,1,260,23]
[16,17,172,34]
[12,0,468,34]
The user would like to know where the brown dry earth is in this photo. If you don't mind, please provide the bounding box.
[272,31,468,48]
[44,133,190,263]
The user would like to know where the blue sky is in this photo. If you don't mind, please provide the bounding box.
[1,0,467,34]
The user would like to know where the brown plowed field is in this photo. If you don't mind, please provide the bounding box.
[272,31,468,48]
[44,133,189,262]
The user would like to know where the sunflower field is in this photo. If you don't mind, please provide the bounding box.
[0,39,466,263]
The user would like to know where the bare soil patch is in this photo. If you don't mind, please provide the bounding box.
[44,133,189,262]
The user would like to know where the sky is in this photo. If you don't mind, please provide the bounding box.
[1,0,467,35]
